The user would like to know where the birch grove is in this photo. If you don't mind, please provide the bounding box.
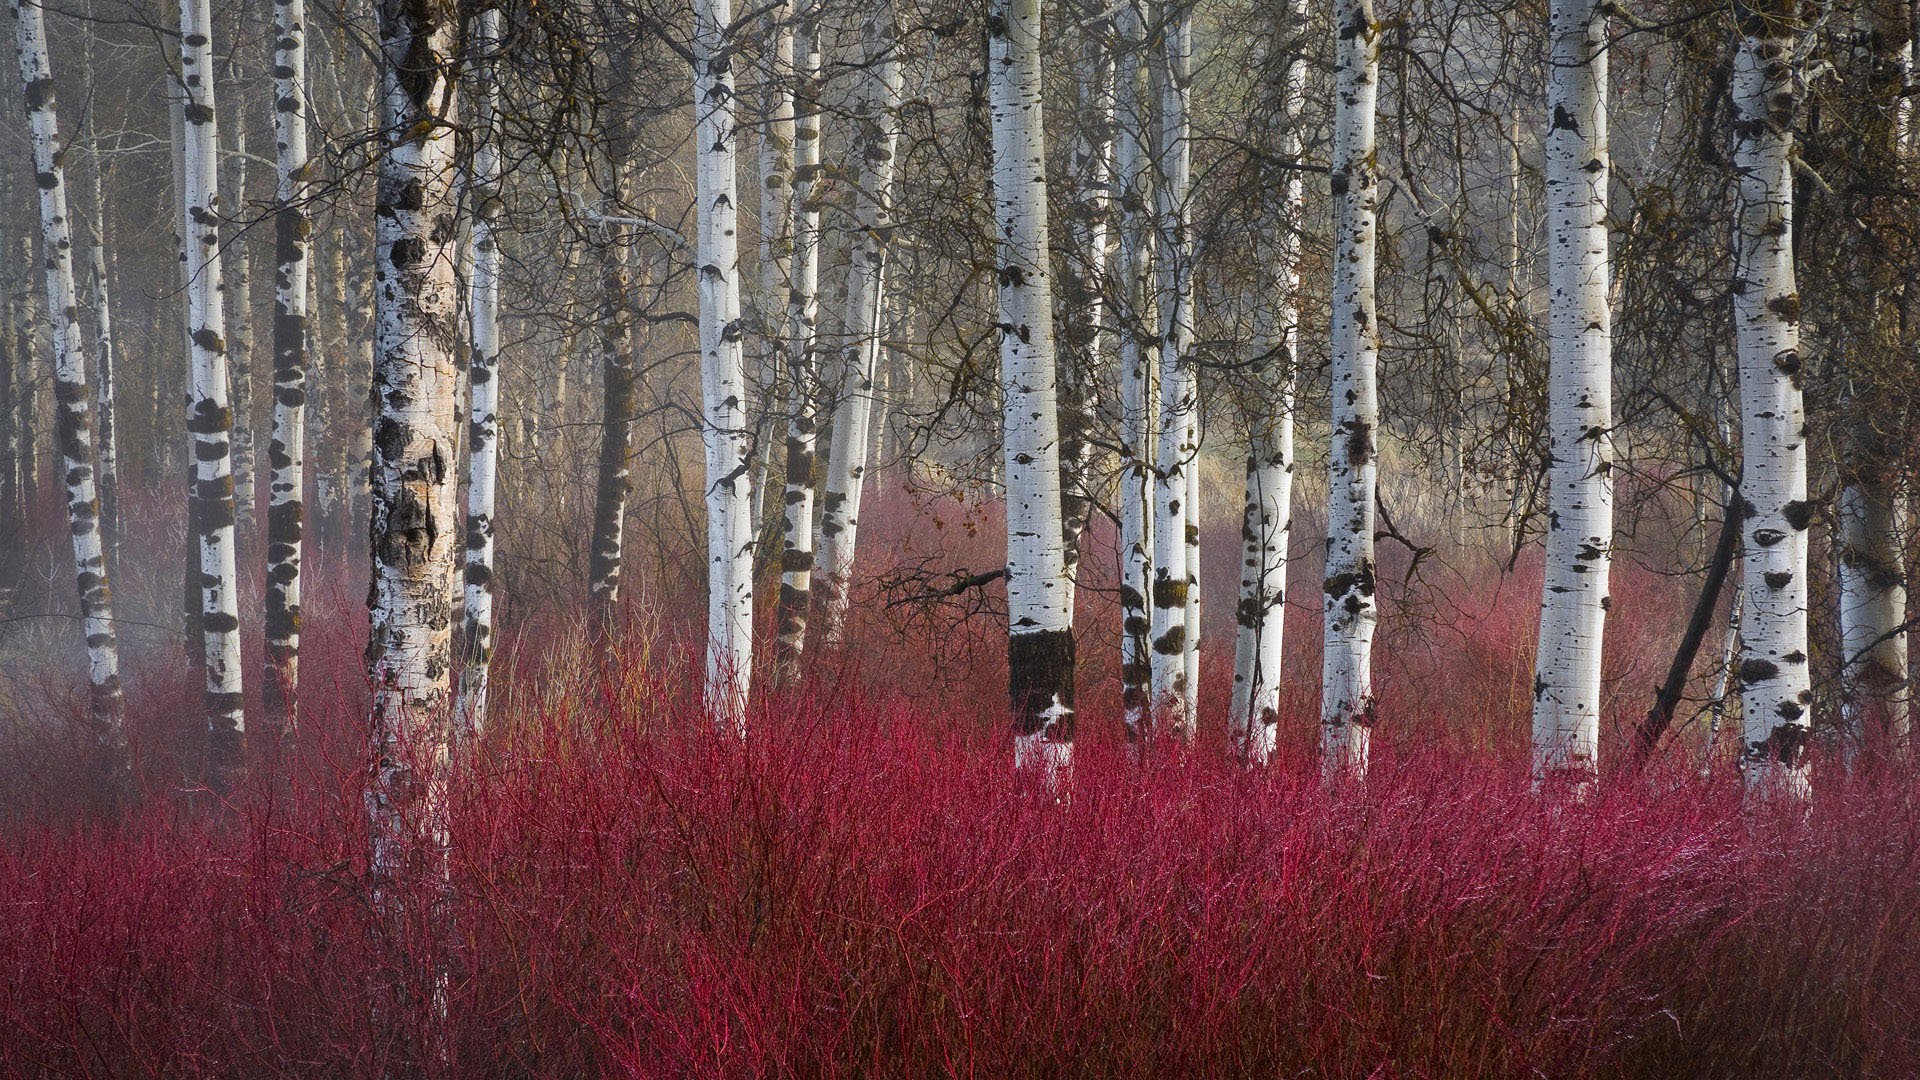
[6,0,1920,829]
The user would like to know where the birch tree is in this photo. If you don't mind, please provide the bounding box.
[815,12,903,649]
[1113,0,1154,743]
[1731,0,1813,801]
[1320,0,1379,778]
[1832,3,1910,764]
[222,67,256,536]
[1229,0,1308,765]
[11,0,126,794]
[457,4,503,745]
[1150,0,1201,738]
[1057,14,1115,609]
[586,170,636,625]
[695,0,756,726]
[1531,0,1612,793]
[774,2,822,677]
[180,0,246,780]
[263,0,309,739]
[82,120,119,570]
[366,0,460,933]
[990,0,1076,774]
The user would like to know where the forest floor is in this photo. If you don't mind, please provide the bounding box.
[0,482,1914,1077]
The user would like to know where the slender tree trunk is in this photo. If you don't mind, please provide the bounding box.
[774,4,822,678]
[1835,9,1911,766]
[815,14,902,649]
[1731,0,1813,801]
[82,122,119,573]
[457,5,502,747]
[991,0,1076,775]
[585,215,636,626]
[695,0,756,727]
[224,82,256,537]
[1058,20,1114,611]
[366,0,459,1046]
[1320,0,1379,778]
[180,0,246,782]
[1839,473,1909,761]
[1113,2,1155,744]
[10,0,127,797]
[1150,2,1200,739]
[263,0,310,742]
[749,4,796,550]
[1532,0,1613,794]
[1229,0,1308,764]
[0,272,17,531]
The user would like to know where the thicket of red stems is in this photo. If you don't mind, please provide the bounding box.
[0,485,1915,1076]
[3,660,1917,1076]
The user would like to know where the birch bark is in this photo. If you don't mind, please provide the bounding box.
[696,0,756,726]
[1731,0,1813,801]
[1113,1,1154,743]
[10,0,127,793]
[457,5,502,745]
[1229,0,1308,764]
[815,13,902,649]
[1532,0,1613,793]
[1150,1,1200,739]
[263,0,309,740]
[366,0,460,934]
[991,0,1076,774]
[774,4,822,676]
[180,0,246,780]
[82,121,119,572]
[1321,0,1379,778]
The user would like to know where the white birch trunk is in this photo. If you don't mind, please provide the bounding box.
[224,106,256,536]
[180,0,245,778]
[586,213,636,623]
[1731,0,1813,801]
[1229,0,1308,764]
[1150,3,1200,739]
[1320,0,1379,778]
[815,15,902,649]
[1838,472,1909,762]
[695,0,756,728]
[748,3,795,547]
[82,123,119,572]
[1058,23,1114,612]
[456,5,502,746]
[774,4,822,676]
[1531,0,1613,793]
[1113,1,1154,742]
[991,0,1076,775]
[263,0,309,740]
[11,0,127,791]
[367,0,459,935]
